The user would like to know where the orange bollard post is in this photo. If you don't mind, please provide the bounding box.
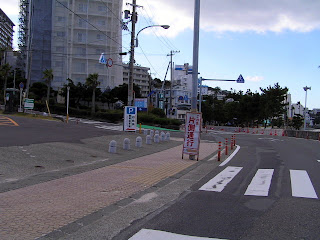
[231,136,233,150]
[218,141,221,161]
[233,135,236,146]
[225,138,228,155]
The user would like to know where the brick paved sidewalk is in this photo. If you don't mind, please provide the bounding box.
[0,142,217,240]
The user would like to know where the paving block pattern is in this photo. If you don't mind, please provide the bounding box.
[0,143,216,240]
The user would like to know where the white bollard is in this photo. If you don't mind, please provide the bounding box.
[144,129,148,135]
[160,132,165,142]
[136,136,142,148]
[154,134,160,143]
[146,135,152,145]
[109,140,117,153]
[150,130,154,137]
[123,138,131,150]
[165,132,170,141]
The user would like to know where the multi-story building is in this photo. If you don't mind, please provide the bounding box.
[0,8,15,65]
[19,0,123,91]
[123,63,150,97]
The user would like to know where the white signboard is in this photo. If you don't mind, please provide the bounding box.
[24,98,34,110]
[124,106,137,131]
[183,112,202,158]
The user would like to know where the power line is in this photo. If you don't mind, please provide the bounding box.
[55,0,129,51]
[141,4,179,51]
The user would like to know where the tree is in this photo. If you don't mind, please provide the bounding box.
[85,73,100,115]
[260,83,288,127]
[42,69,53,104]
[109,83,141,104]
[0,63,11,103]
[289,114,304,130]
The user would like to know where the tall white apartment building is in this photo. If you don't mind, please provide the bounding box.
[20,0,123,90]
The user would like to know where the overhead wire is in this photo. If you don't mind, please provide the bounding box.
[55,0,130,51]
[141,2,179,51]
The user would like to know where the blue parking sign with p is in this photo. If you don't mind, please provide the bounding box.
[127,107,136,114]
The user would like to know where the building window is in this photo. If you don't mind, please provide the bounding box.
[78,3,88,13]
[98,5,106,11]
[78,19,86,27]
[55,61,63,67]
[97,20,105,26]
[57,16,65,22]
[96,34,103,40]
[77,33,85,42]
[56,46,64,52]
[77,63,86,72]
[77,47,86,56]
[57,31,65,37]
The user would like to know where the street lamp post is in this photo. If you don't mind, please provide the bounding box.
[66,86,70,123]
[135,25,170,47]
[303,86,311,130]
[128,20,169,106]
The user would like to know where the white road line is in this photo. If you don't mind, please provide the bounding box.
[290,170,318,199]
[199,166,243,192]
[219,145,241,167]
[244,169,274,196]
[129,229,227,240]
[95,125,122,131]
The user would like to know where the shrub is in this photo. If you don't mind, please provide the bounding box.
[150,108,166,118]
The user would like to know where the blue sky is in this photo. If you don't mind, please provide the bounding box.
[3,0,320,109]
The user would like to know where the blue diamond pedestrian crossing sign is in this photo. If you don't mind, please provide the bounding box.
[237,74,245,83]
[99,53,107,64]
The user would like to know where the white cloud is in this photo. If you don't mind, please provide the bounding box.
[245,76,264,82]
[135,0,320,37]
[1,1,20,17]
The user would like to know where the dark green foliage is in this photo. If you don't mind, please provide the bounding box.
[201,83,289,127]
[150,108,166,118]
[137,112,181,130]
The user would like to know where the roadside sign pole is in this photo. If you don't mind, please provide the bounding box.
[67,86,70,123]
[19,88,23,112]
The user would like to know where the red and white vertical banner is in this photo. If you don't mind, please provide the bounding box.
[183,112,202,159]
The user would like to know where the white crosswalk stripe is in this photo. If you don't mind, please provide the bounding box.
[290,170,318,199]
[95,125,123,131]
[244,169,274,196]
[199,166,243,192]
[129,229,227,240]
[200,168,318,199]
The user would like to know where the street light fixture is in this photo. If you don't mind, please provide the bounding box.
[303,86,311,130]
[135,25,170,47]
[128,24,170,106]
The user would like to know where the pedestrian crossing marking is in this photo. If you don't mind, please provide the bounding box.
[200,168,318,199]
[244,169,274,196]
[129,229,227,240]
[199,166,243,192]
[290,170,318,199]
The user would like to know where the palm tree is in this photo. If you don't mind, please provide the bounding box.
[42,69,53,104]
[85,73,100,115]
[0,63,11,104]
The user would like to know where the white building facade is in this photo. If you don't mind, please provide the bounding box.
[20,0,123,90]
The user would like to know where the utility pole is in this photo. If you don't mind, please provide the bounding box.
[303,86,311,130]
[191,0,200,112]
[167,50,179,117]
[128,0,137,106]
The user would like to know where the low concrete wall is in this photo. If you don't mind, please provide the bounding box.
[285,130,320,140]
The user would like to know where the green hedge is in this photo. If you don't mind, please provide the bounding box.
[137,113,182,129]
[33,102,122,123]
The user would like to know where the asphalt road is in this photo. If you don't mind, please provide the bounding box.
[0,115,183,193]
[119,132,320,240]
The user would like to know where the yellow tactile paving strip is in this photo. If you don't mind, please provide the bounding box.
[0,116,19,126]
[0,143,217,240]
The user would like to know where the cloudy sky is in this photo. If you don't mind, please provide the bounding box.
[2,0,320,108]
